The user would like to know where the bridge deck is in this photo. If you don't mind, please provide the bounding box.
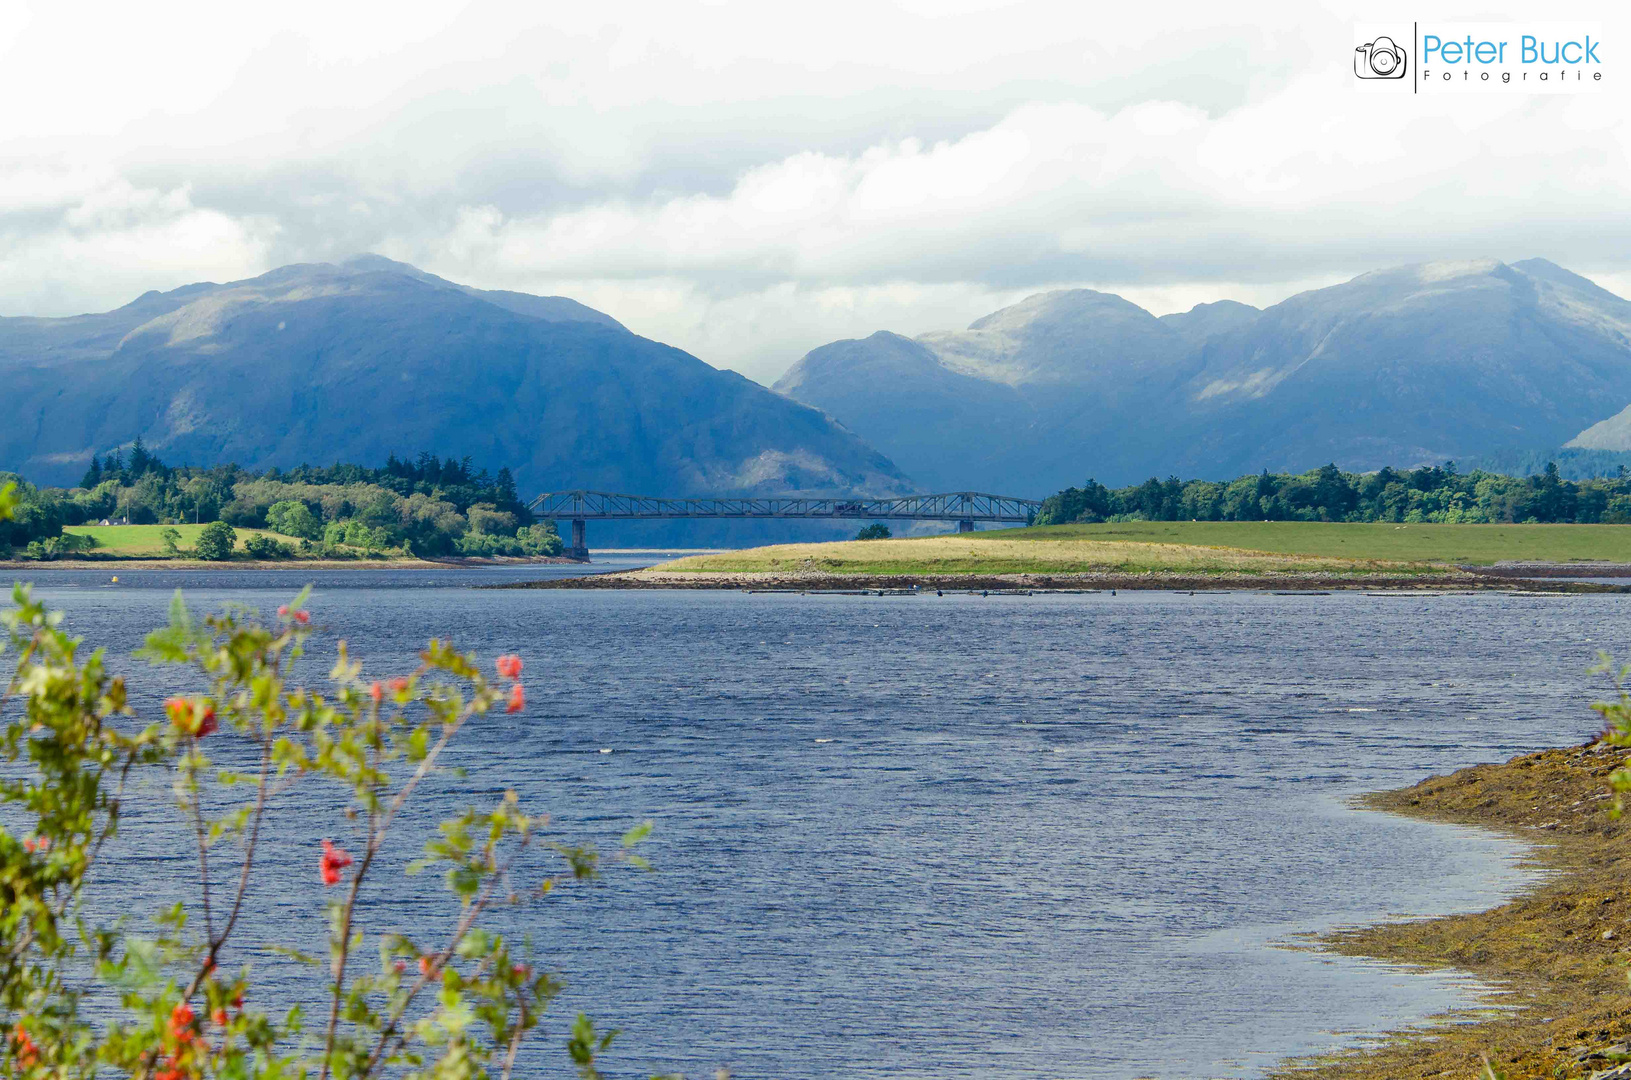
[528,490,1041,523]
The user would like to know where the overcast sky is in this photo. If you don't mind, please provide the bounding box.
[2,0,1628,383]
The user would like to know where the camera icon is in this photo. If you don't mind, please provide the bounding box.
[1355,35,1408,79]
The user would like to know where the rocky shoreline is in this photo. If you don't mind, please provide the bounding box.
[1270,741,1631,1080]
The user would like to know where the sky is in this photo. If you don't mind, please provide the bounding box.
[1,0,1629,384]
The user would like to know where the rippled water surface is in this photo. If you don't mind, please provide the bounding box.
[13,569,1621,1079]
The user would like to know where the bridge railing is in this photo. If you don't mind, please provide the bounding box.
[527,490,1041,522]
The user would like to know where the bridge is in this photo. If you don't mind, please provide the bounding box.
[527,490,1042,558]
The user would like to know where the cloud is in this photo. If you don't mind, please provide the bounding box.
[0,0,1628,382]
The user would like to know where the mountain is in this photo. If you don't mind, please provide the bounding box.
[773,290,1202,491]
[0,257,910,501]
[776,258,1631,492]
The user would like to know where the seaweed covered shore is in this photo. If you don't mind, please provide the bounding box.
[1273,742,1631,1080]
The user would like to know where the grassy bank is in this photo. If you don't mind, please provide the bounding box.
[1014,521,1631,565]
[63,523,296,556]
[1271,742,1631,1080]
[655,532,1450,577]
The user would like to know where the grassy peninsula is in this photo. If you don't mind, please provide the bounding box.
[514,521,1631,591]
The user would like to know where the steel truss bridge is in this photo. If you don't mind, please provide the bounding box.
[528,490,1042,557]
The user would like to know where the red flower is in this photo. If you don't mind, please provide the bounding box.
[167,697,216,737]
[496,654,523,680]
[12,1023,38,1068]
[169,1001,196,1043]
[231,991,243,1010]
[155,1065,183,1080]
[388,677,410,696]
[369,681,383,704]
[511,962,531,979]
[277,605,289,617]
[418,955,435,977]
[210,1007,228,1027]
[393,959,407,974]
[319,839,353,886]
[293,610,310,624]
[506,682,525,714]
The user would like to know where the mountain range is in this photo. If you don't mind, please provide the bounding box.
[7,255,1631,518]
[0,255,907,503]
[775,258,1631,493]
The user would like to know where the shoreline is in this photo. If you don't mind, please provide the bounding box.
[487,567,1627,593]
[1268,741,1631,1080]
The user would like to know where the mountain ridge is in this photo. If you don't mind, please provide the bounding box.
[0,258,911,499]
[774,258,1631,493]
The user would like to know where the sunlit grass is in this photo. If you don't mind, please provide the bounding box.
[657,533,1443,576]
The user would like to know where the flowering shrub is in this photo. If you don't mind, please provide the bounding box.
[0,481,652,1079]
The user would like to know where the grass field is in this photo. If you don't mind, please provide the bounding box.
[1011,520,1631,564]
[657,532,1436,577]
[657,520,1631,576]
[60,523,340,558]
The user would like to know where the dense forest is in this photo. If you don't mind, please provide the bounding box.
[1,442,562,559]
[1033,462,1631,526]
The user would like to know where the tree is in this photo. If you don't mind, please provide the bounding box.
[265,499,322,540]
[194,521,237,561]
[159,526,182,555]
[856,523,891,540]
[80,454,103,490]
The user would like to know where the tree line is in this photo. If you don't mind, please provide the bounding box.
[1033,462,1631,526]
[2,443,562,559]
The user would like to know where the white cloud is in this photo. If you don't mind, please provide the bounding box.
[0,0,1628,381]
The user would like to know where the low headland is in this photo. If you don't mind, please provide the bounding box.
[1269,741,1631,1080]
[496,521,1631,592]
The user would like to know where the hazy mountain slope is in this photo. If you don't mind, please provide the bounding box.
[1157,300,1260,353]
[780,259,1631,491]
[918,289,1189,392]
[338,254,626,330]
[0,259,909,497]
[774,331,1037,491]
[776,291,1202,493]
[1171,259,1631,475]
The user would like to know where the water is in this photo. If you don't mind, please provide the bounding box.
[8,572,1621,1079]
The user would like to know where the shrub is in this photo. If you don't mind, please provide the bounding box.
[0,580,647,1079]
[195,521,237,561]
[160,526,182,555]
[856,523,892,540]
[22,532,96,561]
[243,533,294,560]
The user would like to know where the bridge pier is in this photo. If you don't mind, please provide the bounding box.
[569,518,588,560]
[957,519,974,533]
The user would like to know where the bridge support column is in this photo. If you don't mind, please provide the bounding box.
[957,519,974,533]
[569,519,588,560]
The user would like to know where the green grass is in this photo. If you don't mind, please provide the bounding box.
[1000,520,1631,565]
[60,523,366,559]
[657,532,1439,577]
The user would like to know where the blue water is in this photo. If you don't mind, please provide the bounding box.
[9,572,1618,1079]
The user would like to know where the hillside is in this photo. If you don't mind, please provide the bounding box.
[775,259,1631,493]
[0,257,910,501]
